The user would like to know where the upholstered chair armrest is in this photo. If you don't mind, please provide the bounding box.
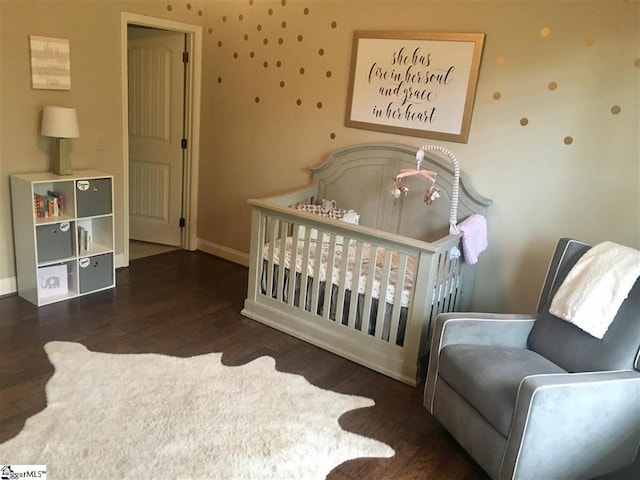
[424,313,536,412]
[502,371,640,480]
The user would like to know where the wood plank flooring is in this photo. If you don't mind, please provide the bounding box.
[0,250,488,479]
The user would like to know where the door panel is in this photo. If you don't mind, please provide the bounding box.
[128,27,184,246]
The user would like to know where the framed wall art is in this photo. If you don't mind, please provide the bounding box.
[29,35,71,90]
[345,31,485,143]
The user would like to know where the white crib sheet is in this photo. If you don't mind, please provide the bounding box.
[263,237,415,307]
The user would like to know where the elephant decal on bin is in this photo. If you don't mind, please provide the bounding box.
[41,276,61,289]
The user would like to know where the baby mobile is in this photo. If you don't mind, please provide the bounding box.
[390,148,440,204]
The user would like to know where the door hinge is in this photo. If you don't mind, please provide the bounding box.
[183,51,189,63]
[179,217,186,228]
[181,138,188,149]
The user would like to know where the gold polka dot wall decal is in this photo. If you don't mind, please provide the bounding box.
[249,0,253,4]
[208,28,213,34]
[281,21,287,28]
[299,67,305,74]
[250,51,255,58]
[239,14,243,21]
[540,27,550,37]
[218,41,223,47]
[564,136,573,145]
[263,61,269,68]
[233,52,239,59]
[244,34,249,41]
[217,77,222,83]
[257,24,262,31]
[496,57,505,66]
[296,99,302,106]
[326,71,332,78]
[611,105,621,115]
[198,10,202,16]
[548,81,558,91]
[331,21,337,28]
[276,60,282,67]
[304,8,310,15]
[255,97,260,103]
[297,35,304,42]
[263,38,269,45]
[280,81,285,88]
[186,3,191,9]
[330,133,336,139]
[520,117,529,126]
[167,4,172,11]
[268,8,273,15]
[317,102,323,109]
[493,91,501,100]
[584,37,594,47]
[278,38,284,45]
[222,15,227,22]
[281,0,286,5]
[319,49,324,56]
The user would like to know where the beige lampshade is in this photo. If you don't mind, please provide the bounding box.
[41,106,79,138]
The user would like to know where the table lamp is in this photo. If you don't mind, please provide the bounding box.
[41,106,79,176]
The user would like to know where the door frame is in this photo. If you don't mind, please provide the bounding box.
[120,12,202,267]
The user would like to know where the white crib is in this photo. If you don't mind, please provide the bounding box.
[242,143,491,385]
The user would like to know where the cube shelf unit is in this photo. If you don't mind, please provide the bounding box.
[11,170,115,306]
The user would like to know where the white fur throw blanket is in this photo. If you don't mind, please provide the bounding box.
[549,241,640,339]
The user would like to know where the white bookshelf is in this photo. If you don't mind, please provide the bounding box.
[11,170,115,306]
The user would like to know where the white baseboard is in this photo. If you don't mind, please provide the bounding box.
[0,276,17,296]
[197,238,249,267]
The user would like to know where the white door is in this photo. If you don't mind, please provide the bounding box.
[127,26,185,246]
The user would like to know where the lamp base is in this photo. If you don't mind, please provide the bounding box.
[53,138,73,176]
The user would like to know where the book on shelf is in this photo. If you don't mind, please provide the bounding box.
[77,226,91,252]
[33,191,65,218]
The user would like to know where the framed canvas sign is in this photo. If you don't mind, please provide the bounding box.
[29,35,71,90]
[345,32,485,143]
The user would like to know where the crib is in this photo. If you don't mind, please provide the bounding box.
[242,143,492,385]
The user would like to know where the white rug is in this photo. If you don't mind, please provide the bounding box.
[0,342,394,479]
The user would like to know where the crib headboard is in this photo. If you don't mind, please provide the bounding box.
[310,142,492,242]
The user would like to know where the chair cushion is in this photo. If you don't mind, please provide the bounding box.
[529,238,640,372]
[438,344,566,436]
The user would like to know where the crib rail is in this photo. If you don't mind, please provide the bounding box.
[242,186,472,386]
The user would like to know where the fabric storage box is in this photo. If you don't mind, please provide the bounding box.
[37,264,68,299]
[36,222,73,263]
[76,178,112,218]
[78,253,114,293]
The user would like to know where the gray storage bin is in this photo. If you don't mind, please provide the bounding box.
[78,253,114,293]
[76,178,112,217]
[36,222,73,263]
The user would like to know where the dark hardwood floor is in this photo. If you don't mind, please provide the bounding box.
[0,250,488,479]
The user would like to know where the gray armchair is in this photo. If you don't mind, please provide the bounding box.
[424,238,640,480]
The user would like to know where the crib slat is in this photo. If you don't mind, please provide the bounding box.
[299,226,312,310]
[265,217,278,299]
[309,230,324,314]
[286,224,301,306]
[374,248,393,340]
[347,241,365,329]
[388,253,409,346]
[321,234,339,320]
[334,236,351,324]
[276,220,288,301]
[360,244,378,337]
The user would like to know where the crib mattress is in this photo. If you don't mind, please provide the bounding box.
[263,237,415,307]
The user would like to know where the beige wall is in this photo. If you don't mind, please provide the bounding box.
[0,0,205,293]
[199,0,640,313]
[1,1,638,315]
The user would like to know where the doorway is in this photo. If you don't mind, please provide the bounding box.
[120,13,202,266]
